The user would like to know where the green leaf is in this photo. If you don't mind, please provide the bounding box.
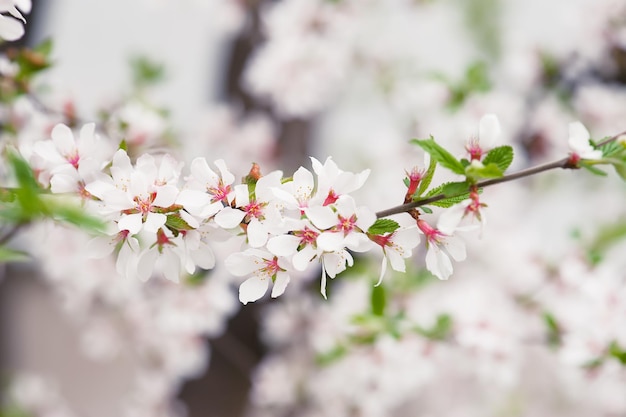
[418,181,478,208]
[415,314,453,340]
[165,214,194,232]
[483,145,514,172]
[416,157,437,197]
[0,246,30,263]
[465,161,503,180]
[580,162,607,176]
[411,137,465,175]
[46,199,106,233]
[6,149,45,220]
[371,284,386,316]
[130,55,165,88]
[316,345,348,366]
[420,206,433,214]
[608,341,626,365]
[609,160,626,181]
[585,220,626,265]
[543,312,562,348]
[367,219,400,235]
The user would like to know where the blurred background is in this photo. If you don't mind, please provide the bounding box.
[1,0,626,416]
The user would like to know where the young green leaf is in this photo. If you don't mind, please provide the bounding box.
[411,137,465,175]
[415,313,453,341]
[483,145,514,172]
[416,157,437,197]
[0,246,30,263]
[165,214,194,232]
[580,162,607,176]
[465,162,503,181]
[368,219,400,235]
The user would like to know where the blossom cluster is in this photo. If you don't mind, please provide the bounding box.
[22,122,426,304]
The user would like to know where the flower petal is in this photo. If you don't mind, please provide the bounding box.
[239,276,269,305]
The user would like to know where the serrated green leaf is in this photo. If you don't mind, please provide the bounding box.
[367,219,400,235]
[465,161,503,180]
[0,246,30,263]
[598,139,622,157]
[418,181,475,208]
[416,157,437,197]
[411,137,465,175]
[483,145,514,172]
[165,214,194,231]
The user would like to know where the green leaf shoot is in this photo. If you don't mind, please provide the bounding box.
[368,219,400,235]
[416,156,437,197]
[483,145,514,172]
[411,137,465,175]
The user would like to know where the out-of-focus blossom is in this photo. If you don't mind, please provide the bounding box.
[0,0,31,41]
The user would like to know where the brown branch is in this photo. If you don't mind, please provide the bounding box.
[376,130,626,219]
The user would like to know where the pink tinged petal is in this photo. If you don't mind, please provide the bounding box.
[305,205,337,229]
[247,218,268,248]
[137,248,159,281]
[144,212,166,233]
[214,159,235,185]
[118,213,143,234]
[0,15,25,41]
[215,207,246,228]
[271,272,290,298]
[292,245,318,271]
[267,234,300,256]
[445,236,466,261]
[152,185,179,207]
[239,276,269,305]
[225,252,260,276]
[478,114,501,149]
[51,123,76,156]
[317,231,345,252]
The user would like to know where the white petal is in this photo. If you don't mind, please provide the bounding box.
[437,202,467,235]
[86,236,116,258]
[267,234,300,256]
[292,245,318,271]
[144,212,166,233]
[136,248,158,281]
[317,231,345,252]
[445,236,467,261]
[387,249,407,273]
[376,255,387,286]
[247,218,268,248]
[568,121,590,151]
[225,252,259,276]
[51,123,76,156]
[118,213,143,235]
[239,276,269,305]
[479,114,501,148]
[0,15,25,41]
[425,245,452,280]
[271,272,290,298]
[215,159,235,185]
[190,243,216,270]
[215,207,246,228]
[305,205,337,229]
[153,185,179,207]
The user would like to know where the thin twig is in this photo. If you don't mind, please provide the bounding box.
[376,130,626,219]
